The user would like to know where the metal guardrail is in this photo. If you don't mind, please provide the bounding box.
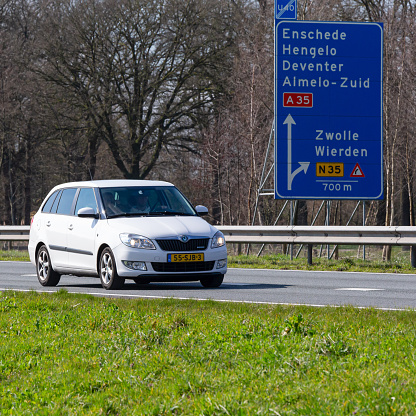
[217,225,416,246]
[1,225,416,265]
[0,226,31,241]
[4,224,414,245]
[217,225,416,266]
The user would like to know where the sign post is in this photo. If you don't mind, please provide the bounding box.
[274,21,383,200]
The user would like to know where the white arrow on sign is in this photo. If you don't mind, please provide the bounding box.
[284,114,310,190]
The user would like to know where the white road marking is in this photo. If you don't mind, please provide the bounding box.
[0,287,409,312]
[335,288,384,292]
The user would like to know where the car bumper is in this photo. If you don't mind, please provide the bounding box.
[112,243,227,279]
[28,239,36,265]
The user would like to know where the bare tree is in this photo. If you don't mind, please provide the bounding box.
[193,0,273,225]
[0,0,50,224]
[36,0,237,180]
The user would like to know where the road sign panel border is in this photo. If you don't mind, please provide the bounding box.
[274,20,383,200]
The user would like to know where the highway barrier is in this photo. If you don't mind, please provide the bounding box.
[217,225,416,266]
[1,225,416,266]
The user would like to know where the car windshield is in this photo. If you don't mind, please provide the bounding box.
[99,186,197,218]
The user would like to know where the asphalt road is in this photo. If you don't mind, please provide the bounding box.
[1,261,416,310]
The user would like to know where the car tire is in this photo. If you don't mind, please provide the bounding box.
[99,248,125,290]
[36,245,61,287]
[200,274,224,288]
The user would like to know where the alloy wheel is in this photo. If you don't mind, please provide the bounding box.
[37,250,49,282]
[101,252,113,285]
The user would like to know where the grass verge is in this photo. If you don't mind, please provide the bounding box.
[0,290,415,415]
[0,250,30,262]
[228,251,416,274]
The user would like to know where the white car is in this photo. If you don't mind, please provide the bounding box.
[29,180,227,289]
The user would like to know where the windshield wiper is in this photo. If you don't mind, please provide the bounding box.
[108,211,194,218]
[107,212,149,219]
[149,211,193,216]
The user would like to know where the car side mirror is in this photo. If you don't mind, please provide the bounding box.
[77,207,99,219]
[195,205,209,216]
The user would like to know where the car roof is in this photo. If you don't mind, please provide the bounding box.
[49,179,175,192]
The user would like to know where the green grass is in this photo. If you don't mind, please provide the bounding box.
[0,249,30,262]
[228,246,416,274]
[1,290,416,415]
[228,253,416,274]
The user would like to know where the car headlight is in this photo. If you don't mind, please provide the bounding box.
[120,233,156,250]
[211,231,226,248]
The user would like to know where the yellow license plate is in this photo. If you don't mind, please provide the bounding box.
[168,253,204,262]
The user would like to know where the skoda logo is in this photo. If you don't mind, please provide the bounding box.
[180,235,189,243]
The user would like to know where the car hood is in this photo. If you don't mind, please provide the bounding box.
[106,216,217,239]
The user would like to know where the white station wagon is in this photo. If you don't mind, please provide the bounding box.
[29,180,227,289]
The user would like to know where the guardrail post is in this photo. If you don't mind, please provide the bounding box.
[307,244,313,266]
[411,246,416,268]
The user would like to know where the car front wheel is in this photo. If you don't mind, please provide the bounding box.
[36,245,61,287]
[99,248,125,290]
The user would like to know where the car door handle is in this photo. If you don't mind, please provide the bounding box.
[68,224,73,231]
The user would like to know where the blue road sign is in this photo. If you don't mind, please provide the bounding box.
[275,0,297,20]
[274,21,383,200]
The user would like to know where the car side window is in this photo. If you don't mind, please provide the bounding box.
[75,188,98,215]
[56,188,77,215]
[41,190,59,213]
[50,190,62,213]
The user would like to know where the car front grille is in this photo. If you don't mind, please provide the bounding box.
[151,261,215,273]
[156,238,209,252]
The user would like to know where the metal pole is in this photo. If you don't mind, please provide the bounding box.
[290,201,294,260]
[328,201,361,260]
[248,123,274,256]
[363,201,366,261]
[327,201,331,259]
[257,200,289,257]
[319,201,331,258]
[295,200,326,258]
[307,244,313,266]
[411,246,416,268]
[258,124,274,195]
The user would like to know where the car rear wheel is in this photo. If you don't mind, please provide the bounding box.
[99,248,125,290]
[200,274,224,288]
[36,245,61,287]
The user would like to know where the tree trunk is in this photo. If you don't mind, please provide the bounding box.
[24,140,32,225]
